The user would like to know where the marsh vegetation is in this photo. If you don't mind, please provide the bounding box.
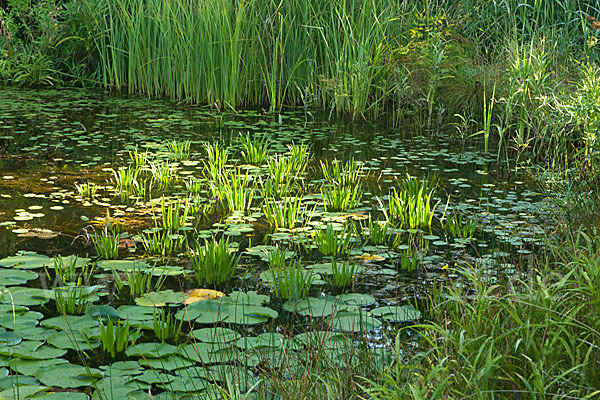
[0,0,599,399]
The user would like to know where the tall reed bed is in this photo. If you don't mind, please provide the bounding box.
[87,0,402,117]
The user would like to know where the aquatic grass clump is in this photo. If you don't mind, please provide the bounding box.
[263,196,312,230]
[153,308,184,344]
[326,258,359,290]
[265,259,313,300]
[203,143,230,183]
[443,210,478,239]
[239,132,269,165]
[149,160,178,188]
[184,177,204,195]
[287,143,311,173]
[152,196,190,233]
[140,228,186,257]
[321,158,364,187]
[91,225,120,260]
[208,168,256,213]
[368,242,600,398]
[75,181,98,198]
[384,174,440,230]
[167,140,191,161]
[112,264,167,298]
[128,149,150,169]
[261,155,301,198]
[311,224,355,257]
[321,184,363,211]
[99,318,139,359]
[112,166,139,194]
[191,238,239,286]
[48,256,95,286]
[54,285,95,315]
[353,218,399,247]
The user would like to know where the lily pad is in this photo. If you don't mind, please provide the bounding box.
[0,252,52,269]
[135,290,185,307]
[36,364,101,388]
[370,305,421,322]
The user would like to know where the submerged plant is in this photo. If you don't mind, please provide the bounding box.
[191,238,239,286]
[239,132,269,165]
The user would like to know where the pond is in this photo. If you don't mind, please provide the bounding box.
[0,88,550,399]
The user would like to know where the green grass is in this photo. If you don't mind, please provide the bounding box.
[191,238,239,286]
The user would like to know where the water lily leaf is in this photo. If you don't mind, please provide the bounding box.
[0,385,49,399]
[328,311,381,332]
[0,341,67,359]
[36,364,101,388]
[183,289,225,305]
[0,375,39,390]
[370,305,421,322]
[142,355,195,370]
[47,330,99,350]
[86,305,121,321]
[0,252,52,269]
[227,291,269,306]
[0,287,54,306]
[149,266,184,276]
[116,306,155,326]
[336,293,376,306]
[16,229,58,239]
[0,268,38,286]
[37,393,90,399]
[190,327,240,343]
[135,290,185,307]
[225,304,278,325]
[283,296,353,317]
[9,358,68,377]
[157,375,209,392]
[0,329,21,346]
[42,315,99,331]
[126,342,178,358]
[175,299,226,324]
[135,370,175,385]
[97,260,149,272]
[235,333,288,350]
